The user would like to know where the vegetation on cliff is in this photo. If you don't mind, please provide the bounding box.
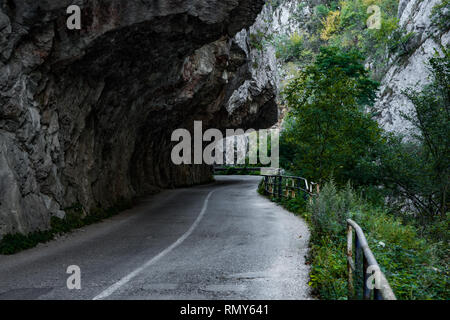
[272,0,403,80]
[270,0,449,298]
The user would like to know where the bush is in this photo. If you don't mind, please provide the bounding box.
[309,238,348,299]
[282,196,308,215]
[274,33,307,62]
[305,183,450,300]
[307,182,354,240]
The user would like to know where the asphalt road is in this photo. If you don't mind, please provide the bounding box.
[0,176,311,300]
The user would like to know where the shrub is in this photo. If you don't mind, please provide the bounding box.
[320,10,341,40]
[307,182,354,240]
[306,183,450,300]
[274,33,306,62]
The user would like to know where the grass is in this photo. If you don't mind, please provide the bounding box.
[258,179,449,300]
[0,198,133,255]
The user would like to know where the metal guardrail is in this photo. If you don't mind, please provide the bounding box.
[262,175,318,198]
[347,219,396,300]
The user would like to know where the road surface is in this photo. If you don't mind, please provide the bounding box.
[0,176,311,300]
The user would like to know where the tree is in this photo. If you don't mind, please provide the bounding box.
[362,49,450,226]
[281,47,381,185]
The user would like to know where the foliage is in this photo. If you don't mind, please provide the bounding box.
[431,0,450,30]
[271,2,329,65]
[267,0,284,10]
[387,28,416,56]
[271,0,400,79]
[281,46,381,184]
[249,30,265,51]
[281,46,449,231]
[320,10,341,40]
[0,230,54,255]
[315,4,331,19]
[265,180,449,299]
[274,32,310,62]
[257,179,266,195]
[326,0,402,78]
[308,182,355,241]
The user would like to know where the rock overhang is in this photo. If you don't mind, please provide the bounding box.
[0,0,278,237]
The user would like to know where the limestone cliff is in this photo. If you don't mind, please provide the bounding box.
[374,0,449,134]
[0,1,278,237]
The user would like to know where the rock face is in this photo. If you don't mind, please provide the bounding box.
[232,4,279,128]
[232,1,304,127]
[0,0,278,237]
[374,0,450,134]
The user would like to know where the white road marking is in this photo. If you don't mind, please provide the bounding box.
[92,190,215,300]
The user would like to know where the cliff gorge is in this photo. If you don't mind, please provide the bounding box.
[1,0,447,239]
[0,1,278,237]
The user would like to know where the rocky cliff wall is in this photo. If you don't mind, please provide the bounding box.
[374,0,449,134]
[0,0,277,237]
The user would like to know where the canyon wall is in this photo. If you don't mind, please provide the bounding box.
[0,0,278,237]
[374,0,449,134]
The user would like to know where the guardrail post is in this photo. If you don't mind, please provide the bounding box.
[277,175,282,199]
[269,176,273,195]
[347,224,354,300]
[263,176,268,195]
[355,233,362,298]
[270,176,274,197]
[269,176,271,194]
[291,179,295,198]
[355,235,360,268]
[363,255,371,299]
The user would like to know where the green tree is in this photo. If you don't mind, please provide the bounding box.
[281,47,381,184]
[400,49,449,219]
